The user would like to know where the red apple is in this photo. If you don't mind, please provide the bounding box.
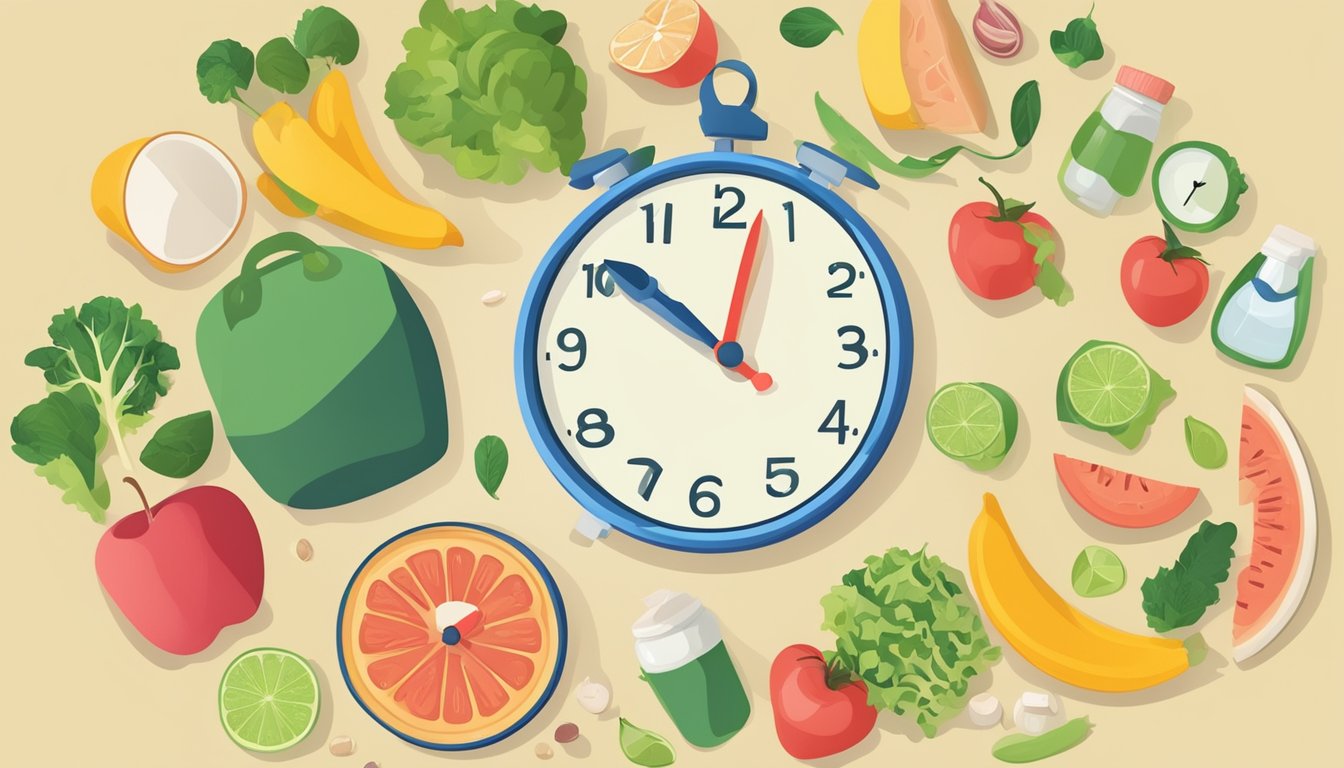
[96,478,264,655]
[770,644,878,759]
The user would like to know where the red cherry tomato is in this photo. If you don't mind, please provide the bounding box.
[1120,222,1210,327]
[769,644,877,759]
[949,202,1056,299]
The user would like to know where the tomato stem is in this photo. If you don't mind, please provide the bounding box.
[979,176,1036,222]
[1159,219,1208,273]
[824,655,858,690]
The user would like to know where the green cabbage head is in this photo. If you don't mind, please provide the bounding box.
[385,0,588,185]
[821,546,1001,737]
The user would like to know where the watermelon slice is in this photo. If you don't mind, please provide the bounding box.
[1054,453,1199,528]
[1233,388,1317,663]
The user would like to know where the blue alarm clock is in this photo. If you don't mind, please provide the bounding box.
[516,61,914,553]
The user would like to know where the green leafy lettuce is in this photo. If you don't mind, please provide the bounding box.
[1142,520,1238,633]
[821,546,1001,737]
[10,298,179,520]
[385,0,588,185]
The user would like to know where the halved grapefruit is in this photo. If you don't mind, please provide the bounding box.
[1233,388,1317,663]
[610,0,718,88]
[337,523,566,750]
[1054,453,1199,528]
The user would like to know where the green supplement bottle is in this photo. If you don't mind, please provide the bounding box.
[1059,66,1175,215]
[632,591,750,748]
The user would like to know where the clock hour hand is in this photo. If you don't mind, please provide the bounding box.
[1183,180,1206,207]
[604,260,720,349]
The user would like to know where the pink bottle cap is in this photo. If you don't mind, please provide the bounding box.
[1116,66,1175,104]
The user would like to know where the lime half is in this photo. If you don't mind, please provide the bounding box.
[927,383,1006,459]
[1071,546,1126,598]
[219,647,320,753]
[1065,344,1151,429]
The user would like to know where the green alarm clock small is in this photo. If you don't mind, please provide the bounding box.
[1151,140,1247,233]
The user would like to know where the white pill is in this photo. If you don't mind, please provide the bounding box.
[967,693,1002,727]
[481,290,506,305]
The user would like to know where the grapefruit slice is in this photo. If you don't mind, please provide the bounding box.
[610,0,718,88]
[1233,388,1317,663]
[1054,453,1199,528]
[338,524,566,750]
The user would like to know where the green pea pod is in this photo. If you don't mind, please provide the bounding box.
[992,717,1091,763]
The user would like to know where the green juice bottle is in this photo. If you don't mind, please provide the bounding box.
[632,591,750,748]
[1060,66,1175,215]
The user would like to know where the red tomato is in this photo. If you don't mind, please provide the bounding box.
[1120,225,1209,327]
[770,644,877,759]
[949,202,1056,299]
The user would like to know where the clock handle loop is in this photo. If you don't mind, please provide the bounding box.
[698,60,769,152]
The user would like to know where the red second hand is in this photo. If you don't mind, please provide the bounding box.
[719,210,772,390]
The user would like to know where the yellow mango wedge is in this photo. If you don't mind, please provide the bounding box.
[968,493,1204,692]
[253,102,463,249]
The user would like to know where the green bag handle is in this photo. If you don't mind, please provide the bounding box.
[222,232,343,329]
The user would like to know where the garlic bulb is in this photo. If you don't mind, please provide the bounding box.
[575,677,611,714]
[974,0,1024,59]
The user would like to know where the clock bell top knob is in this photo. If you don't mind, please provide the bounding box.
[796,142,880,191]
[569,145,657,190]
[698,60,769,152]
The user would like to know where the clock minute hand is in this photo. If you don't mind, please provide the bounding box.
[1183,180,1206,207]
[604,259,720,349]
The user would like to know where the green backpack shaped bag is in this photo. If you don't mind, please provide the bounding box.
[197,232,448,508]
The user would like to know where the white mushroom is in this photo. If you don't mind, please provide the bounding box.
[575,677,611,714]
[1013,691,1065,735]
[968,692,1002,727]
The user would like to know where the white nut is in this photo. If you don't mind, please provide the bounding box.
[575,677,611,714]
[1014,692,1065,735]
[967,693,1002,727]
[329,735,356,756]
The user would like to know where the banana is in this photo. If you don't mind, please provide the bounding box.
[858,0,919,130]
[253,101,463,249]
[308,70,406,202]
[968,493,1205,692]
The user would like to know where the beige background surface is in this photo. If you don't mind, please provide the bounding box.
[2,0,1340,765]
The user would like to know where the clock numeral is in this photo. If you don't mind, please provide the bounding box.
[765,457,799,498]
[641,202,673,244]
[627,458,663,501]
[582,263,615,298]
[819,399,851,445]
[712,184,747,229]
[837,325,869,370]
[827,262,859,298]
[575,408,614,448]
[689,475,723,518]
[782,201,796,242]
[556,327,586,371]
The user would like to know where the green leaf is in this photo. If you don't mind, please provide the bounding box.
[1142,521,1238,633]
[14,298,179,517]
[140,411,213,479]
[1022,222,1073,306]
[196,39,254,103]
[474,435,508,499]
[1050,6,1103,69]
[1184,416,1228,469]
[256,37,311,94]
[619,718,676,767]
[780,7,843,48]
[294,6,360,64]
[1009,80,1041,148]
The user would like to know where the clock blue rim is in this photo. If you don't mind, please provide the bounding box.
[515,151,915,553]
[334,522,568,751]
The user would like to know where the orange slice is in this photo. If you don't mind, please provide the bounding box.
[338,524,566,750]
[610,0,718,88]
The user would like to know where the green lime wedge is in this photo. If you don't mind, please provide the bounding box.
[1071,546,1126,598]
[1064,343,1152,429]
[219,647,320,753]
[927,382,1007,460]
[1184,416,1228,469]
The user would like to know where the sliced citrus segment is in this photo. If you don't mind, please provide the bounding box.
[610,0,718,87]
[339,523,566,750]
[926,382,1005,458]
[1065,343,1151,428]
[219,648,320,753]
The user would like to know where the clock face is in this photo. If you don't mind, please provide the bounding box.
[524,167,902,540]
[1156,147,1230,228]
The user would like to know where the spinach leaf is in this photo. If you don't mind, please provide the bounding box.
[1051,5,1103,69]
[257,37,311,94]
[780,7,843,48]
[815,81,1041,180]
[1142,521,1238,633]
[196,39,254,104]
[294,6,359,64]
[1184,416,1228,469]
[474,435,509,500]
[140,411,214,479]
